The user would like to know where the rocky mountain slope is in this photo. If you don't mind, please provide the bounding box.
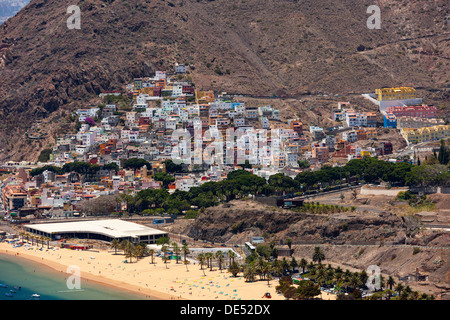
[0,0,448,161]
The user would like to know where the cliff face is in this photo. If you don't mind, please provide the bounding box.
[184,200,408,244]
[0,0,449,161]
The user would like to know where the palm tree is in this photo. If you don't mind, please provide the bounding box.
[299,258,308,273]
[172,242,181,264]
[387,276,395,291]
[325,268,335,284]
[243,263,257,282]
[271,259,283,278]
[316,268,326,287]
[254,258,265,280]
[161,245,169,268]
[197,253,206,270]
[125,244,135,263]
[119,240,135,261]
[281,258,290,275]
[262,263,273,285]
[206,252,214,271]
[359,269,368,288]
[227,250,236,266]
[395,283,404,296]
[334,267,343,285]
[134,244,146,260]
[307,262,316,275]
[285,238,293,256]
[148,249,155,264]
[110,239,120,255]
[216,251,225,272]
[349,273,362,291]
[312,246,325,265]
[379,274,385,291]
[182,242,190,263]
[290,257,298,273]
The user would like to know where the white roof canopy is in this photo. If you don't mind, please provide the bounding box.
[25,219,167,239]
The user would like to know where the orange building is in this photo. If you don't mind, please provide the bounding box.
[2,185,27,212]
[195,90,215,104]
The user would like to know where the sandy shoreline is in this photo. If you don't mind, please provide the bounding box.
[0,242,335,301]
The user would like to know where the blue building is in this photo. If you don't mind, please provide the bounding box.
[383,113,397,128]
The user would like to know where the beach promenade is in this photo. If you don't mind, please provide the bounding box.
[0,241,336,300]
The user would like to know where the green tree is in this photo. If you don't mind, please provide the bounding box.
[216,250,225,271]
[182,242,190,263]
[153,172,175,188]
[164,159,183,173]
[296,280,321,300]
[38,148,53,162]
[299,258,308,273]
[197,253,206,270]
[110,239,120,255]
[156,236,170,246]
[172,242,181,264]
[123,158,151,172]
[312,247,325,265]
[148,248,155,264]
[228,261,241,277]
[437,139,449,165]
[297,160,310,169]
[387,276,396,290]
[161,245,170,267]
[243,263,257,282]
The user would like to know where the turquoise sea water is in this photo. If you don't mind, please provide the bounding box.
[0,253,148,300]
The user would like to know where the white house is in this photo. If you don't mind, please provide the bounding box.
[343,130,358,143]
[260,117,270,129]
[175,64,187,74]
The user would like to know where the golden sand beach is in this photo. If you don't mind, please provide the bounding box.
[0,241,335,300]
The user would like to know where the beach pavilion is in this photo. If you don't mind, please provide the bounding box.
[24,219,168,244]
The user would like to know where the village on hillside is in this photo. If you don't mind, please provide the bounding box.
[0,64,448,220]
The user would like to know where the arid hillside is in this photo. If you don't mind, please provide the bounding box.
[0,0,448,161]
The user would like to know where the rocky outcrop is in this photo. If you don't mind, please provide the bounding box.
[184,200,407,244]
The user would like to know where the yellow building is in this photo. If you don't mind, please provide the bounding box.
[401,125,450,144]
[375,87,416,101]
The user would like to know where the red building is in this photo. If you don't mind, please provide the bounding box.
[385,105,436,119]
[182,85,195,96]
[139,117,150,126]
[382,142,393,155]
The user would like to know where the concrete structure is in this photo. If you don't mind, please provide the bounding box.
[362,91,423,112]
[24,219,168,244]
